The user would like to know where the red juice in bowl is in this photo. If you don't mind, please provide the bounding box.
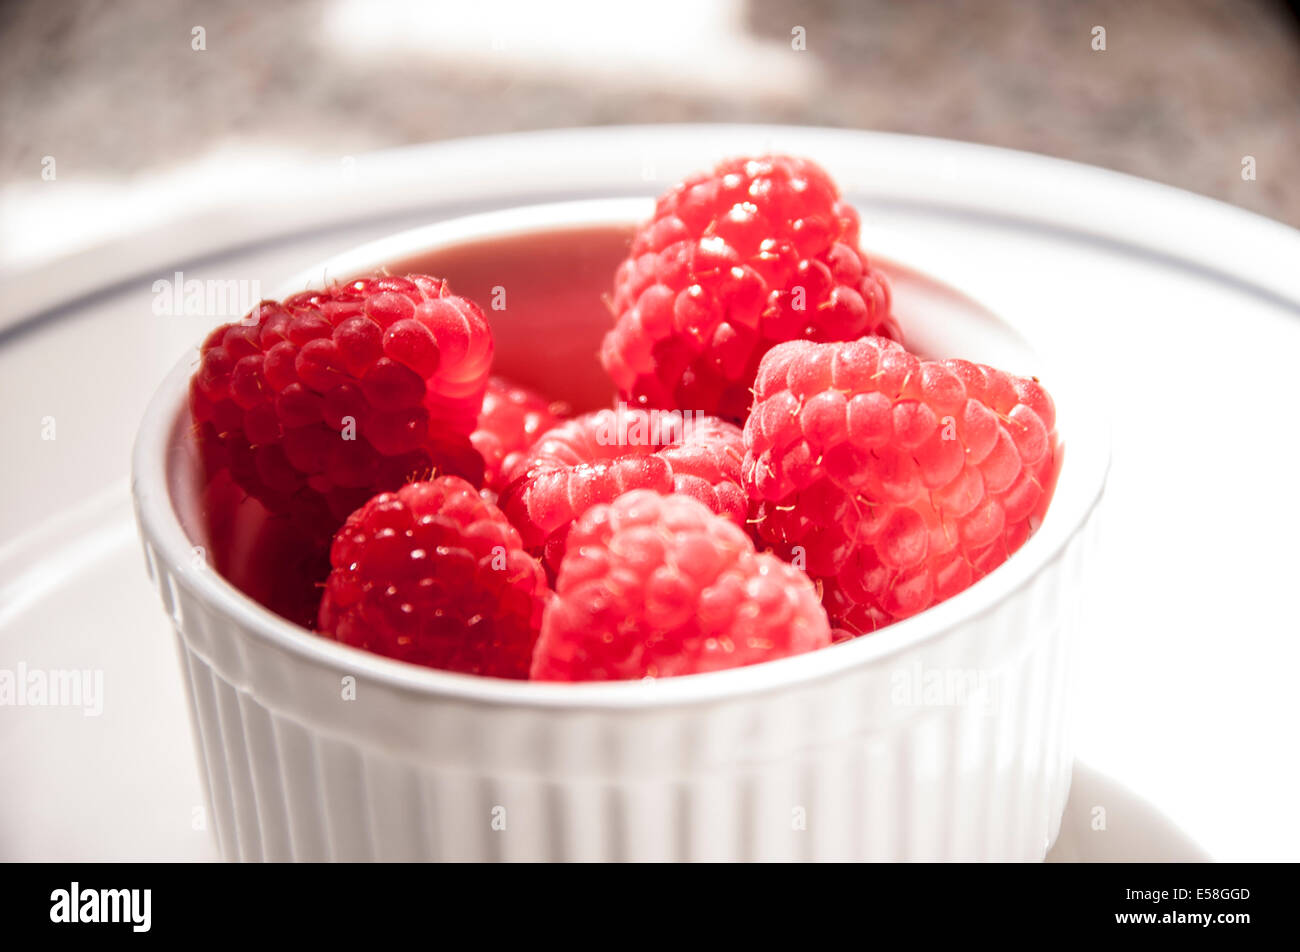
[388,224,633,413]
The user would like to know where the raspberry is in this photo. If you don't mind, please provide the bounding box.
[317,477,547,678]
[531,490,831,681]
[601,155,900,424]
[190,274,493,538]
[470,376,570,492]
[499,406,747,574]
[743,337,1059,635]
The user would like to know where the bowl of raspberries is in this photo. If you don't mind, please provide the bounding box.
[133,154,1107,861]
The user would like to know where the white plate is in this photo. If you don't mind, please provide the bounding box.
[3,125,1298,861]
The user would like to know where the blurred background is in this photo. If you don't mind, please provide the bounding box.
[1,0,1297,278]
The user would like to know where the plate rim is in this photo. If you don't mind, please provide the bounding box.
[3,123,1297,339]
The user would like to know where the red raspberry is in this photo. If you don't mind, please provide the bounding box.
[601,155,900,424]
[317,476,547,678]
[470,376,570,492]
[190,274,493,536]
[531,490,831,681]
[499,407,747,574]
[743,337,1059,635]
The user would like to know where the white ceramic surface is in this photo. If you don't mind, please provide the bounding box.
[131,200,1107,861]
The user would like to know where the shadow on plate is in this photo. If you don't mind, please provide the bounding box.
[1048,761,1210,862]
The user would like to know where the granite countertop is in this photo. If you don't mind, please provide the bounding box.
[1,0,1297,230]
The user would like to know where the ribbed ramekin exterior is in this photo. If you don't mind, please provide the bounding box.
[137,498,1098,862]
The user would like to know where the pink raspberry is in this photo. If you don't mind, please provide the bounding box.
[532,490,831,681]
[190,274,492,537]
[499,407,747,574]
[470,376,570,492]
[318,476,547,678]
[601,155,900,424]
[743,337,1060,634]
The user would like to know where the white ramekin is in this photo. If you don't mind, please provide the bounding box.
[132,199,1108,862]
